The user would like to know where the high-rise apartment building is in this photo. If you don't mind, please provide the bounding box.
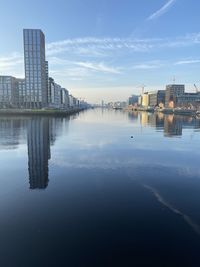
[0,29,76,110]
[23,29,48,108]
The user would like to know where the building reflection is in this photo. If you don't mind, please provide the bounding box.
[148,112,165,129]
[27,117,50,189]
[27,116,69,190]
[128,111,200,137]
[0,115,67,190]
[128,111,139,122]
[0,117,26,149]
[140,112,149,126]
[164,115,182,137]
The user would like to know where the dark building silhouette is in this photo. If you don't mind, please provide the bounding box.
[27,117,50,189]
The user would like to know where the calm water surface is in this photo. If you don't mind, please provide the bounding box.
[0,109,200,267]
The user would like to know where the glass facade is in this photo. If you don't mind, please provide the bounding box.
[23,29,47,109]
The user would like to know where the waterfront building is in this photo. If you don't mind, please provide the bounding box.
[54,82,62,108]
[149,90,165,108]
[45,61,49,103]
[176,93,200,108]
[48,77,69,109]
[107,102,114,109]
[17,78,26,108]
[113,101,127,109]
[165,84,185,108]
[138,95,142,106]
[128,95,139,106]
[48,77,55,105]
[48,78,61,108]
[142,92,149,107]
[0,76,19,108]
[0,29,88,110]
[60,88,69,108]
[69,95,78,108]
[23,29,48,109]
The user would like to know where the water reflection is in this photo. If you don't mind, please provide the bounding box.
[0,117,26,149]
[0,116,69,190]
[128,111,200,137]
[27,118,50,189]
[0,110,200,266]
[0,112,199,191]
[27,117,69,189]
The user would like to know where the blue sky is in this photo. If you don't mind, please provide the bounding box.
[0,0,200,103]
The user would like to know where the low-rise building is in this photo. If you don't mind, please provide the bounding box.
[149,90,165,108]
[128,95,138,106]
[0,76,21,108]
[48,77,70,109]
[17,79,26,108]
[176,93,200,108]
[69,95,79,108]
[60,88,69,109]
[165,84,185,108]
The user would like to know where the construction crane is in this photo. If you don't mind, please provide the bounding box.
[194,84,200,93]
[137,84,146,95]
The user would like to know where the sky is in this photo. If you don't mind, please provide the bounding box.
[0,0,200,103]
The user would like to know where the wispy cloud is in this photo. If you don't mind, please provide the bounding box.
[50,67,91,81]
[0,53,24,77]
[175,59,200,65]
[0,53,23,70]
[132,61,164,70]
[45,32,200,58]
[147,0,176,21]
[2,32,200,85]
[74,62,121,74]
[46,37,154,56]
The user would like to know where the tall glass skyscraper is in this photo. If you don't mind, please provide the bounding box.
[23,29,48,109]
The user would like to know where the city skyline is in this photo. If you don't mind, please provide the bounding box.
[1,0,200,102]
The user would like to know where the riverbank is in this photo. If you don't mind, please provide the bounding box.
[126,106,199,117]
[0,107,87,116]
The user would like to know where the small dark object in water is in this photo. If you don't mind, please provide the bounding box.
[131,136,134,138]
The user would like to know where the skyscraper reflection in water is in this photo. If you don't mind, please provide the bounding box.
[27,117,50,189]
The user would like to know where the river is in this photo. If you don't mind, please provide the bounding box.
[0,108,200,266]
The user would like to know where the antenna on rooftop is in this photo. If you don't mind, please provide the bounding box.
[172,76,176,84]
